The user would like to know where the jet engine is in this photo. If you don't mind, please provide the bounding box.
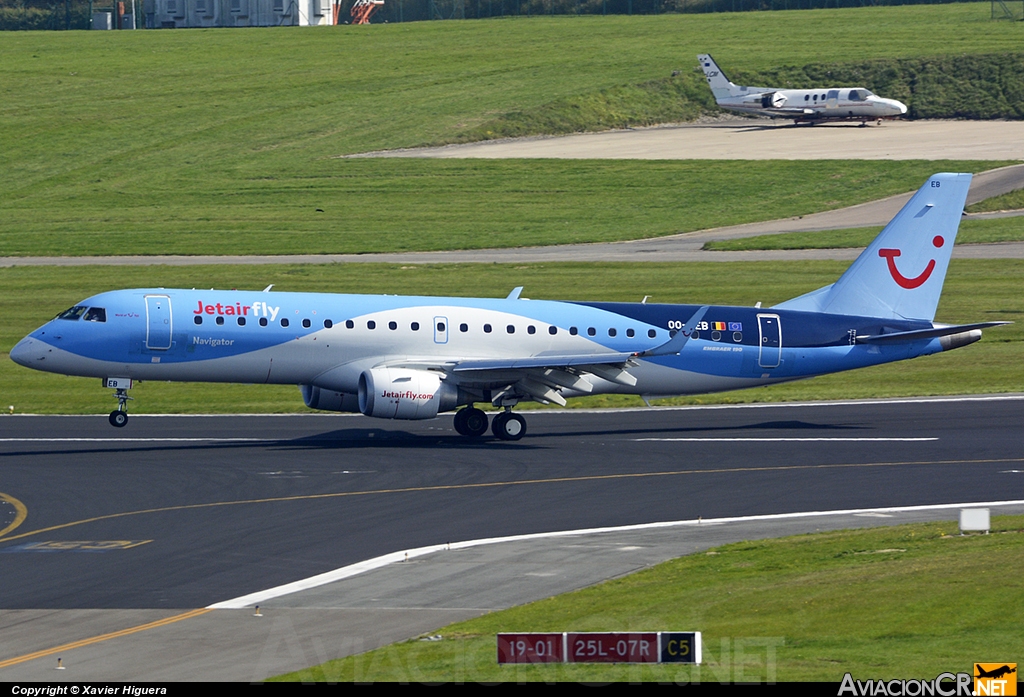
[300,384,360,413]
[358,367,460,420]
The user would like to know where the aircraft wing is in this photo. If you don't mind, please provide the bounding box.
[762,107,816,117]
[392,307,710,406]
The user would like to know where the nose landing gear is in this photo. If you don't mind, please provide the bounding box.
[104,379,133,428]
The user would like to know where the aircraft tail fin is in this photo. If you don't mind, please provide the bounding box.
[697,54,742,100]
[774,173,972,322]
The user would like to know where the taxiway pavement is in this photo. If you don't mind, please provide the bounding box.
[1,396,1022,680]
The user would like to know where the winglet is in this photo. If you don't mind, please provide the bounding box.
[637,306,709,357]
[507,286,524,300]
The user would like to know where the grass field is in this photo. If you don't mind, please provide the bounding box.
[2,5,1024,256]
[2,259,1020,415]
[967,187,1024,213]
[271,515,1024,682]
[702,215,1024,251]
[0,161,1011,256]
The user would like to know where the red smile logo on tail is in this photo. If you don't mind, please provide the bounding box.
[878,236,944,289]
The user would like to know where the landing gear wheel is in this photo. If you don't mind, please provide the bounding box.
[453,408,469,435]
[491,411,526,441]
[109,410,128,428]
[462,408,488,437]
[453,407,489,437]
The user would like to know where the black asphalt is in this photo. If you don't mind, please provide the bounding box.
[1,397,1022,610]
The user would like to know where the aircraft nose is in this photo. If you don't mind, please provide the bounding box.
[10,336,45,367]
[893,100,908,115]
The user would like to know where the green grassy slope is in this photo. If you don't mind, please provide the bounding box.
[272,516,1024,682]
[2,6,1024,256]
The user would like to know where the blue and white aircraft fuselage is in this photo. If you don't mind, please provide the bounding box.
[10,174,1006,439]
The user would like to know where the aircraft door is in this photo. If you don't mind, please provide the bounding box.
[757,314,781,368]
[826,89,839,108]
[145,295,172,350]
[433,316,448,344]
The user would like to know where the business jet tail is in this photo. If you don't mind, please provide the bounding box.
[774,173,972,322]
[697,54,744,101]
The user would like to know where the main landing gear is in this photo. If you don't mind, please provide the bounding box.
[452,406,527,441]
[108,387,132,428]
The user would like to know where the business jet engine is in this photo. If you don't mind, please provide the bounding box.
[358,367,461,420]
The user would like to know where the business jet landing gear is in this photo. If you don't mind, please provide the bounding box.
[453,406,488,437]
[491,410,527,441]
[108,387,132,428]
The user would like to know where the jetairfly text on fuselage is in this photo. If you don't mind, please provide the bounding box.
[194,300,280,322]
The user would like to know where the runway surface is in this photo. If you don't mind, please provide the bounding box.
[1,396,1022,679]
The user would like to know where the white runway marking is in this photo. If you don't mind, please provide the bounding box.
[209,498,1024,609]
[633,437,938,442]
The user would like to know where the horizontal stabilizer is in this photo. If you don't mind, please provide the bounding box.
[855,322,1011,344]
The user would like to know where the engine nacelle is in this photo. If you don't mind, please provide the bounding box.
[358,367,459,420]
[300,384,360,413]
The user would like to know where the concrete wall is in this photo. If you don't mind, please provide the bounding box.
[144,0,333,27]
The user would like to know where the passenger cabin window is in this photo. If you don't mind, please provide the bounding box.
[83,307,106,322]
[303,319,312,328]
[388,321,397,330]
[194,316,203,325]
[324,319,333,329]
[460,323,468,333]
[237,317,246,326]
[411,322,420,331]
[345,320,354,329]
[259,317,268,327]
[548,326,557,335]
[366,320,374,329]
[216,316,224,326]
[483,324,492,333]
[56,306,86,321]
[648,329,657,338]
[281,318,290,328]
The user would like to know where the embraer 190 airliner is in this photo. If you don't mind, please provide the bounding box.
[699,54,908,125]
[10,174,1006,440]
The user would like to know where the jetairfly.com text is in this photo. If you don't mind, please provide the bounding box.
[381,390,436,401]
[11,687,167,697]
[193,300,280,322]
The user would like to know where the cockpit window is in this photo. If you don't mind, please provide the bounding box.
[848,89,873,101]
[83,307,106,323]
[56,305,87,321]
